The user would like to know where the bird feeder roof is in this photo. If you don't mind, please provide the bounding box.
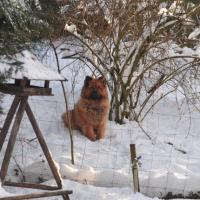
[0,50,65,81]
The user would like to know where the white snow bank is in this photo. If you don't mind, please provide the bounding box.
[20,153,131,188]
[0,50,65,81]
[60,164,131,187]
[58,179,159,200]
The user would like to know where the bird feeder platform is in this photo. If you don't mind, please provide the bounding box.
[0,51,71,200]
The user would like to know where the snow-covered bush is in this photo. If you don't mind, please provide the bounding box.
[62,0,200,123]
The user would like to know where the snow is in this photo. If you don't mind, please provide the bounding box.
[0,179,158,200]
[64,24,77,33]
[158,8,173,16]
[0,185,14,197]
[0,50,65,81]
[51,180,159,200]
[64,24,80,37]
[1,72,200,199]
[188,28,200,40]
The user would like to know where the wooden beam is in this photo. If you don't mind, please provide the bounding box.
[15,79,21,86]
[15,79,30,88]
[0,83,52,96]
[0,96,20,152]
[0,97,28,183]
[4,181,60,191]
[25,103,62,189]
[44,81,50,88]
[0,190,72,200]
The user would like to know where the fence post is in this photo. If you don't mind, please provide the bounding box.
[130,144,140,193]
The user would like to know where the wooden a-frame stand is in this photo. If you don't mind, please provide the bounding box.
[0,80,72,200]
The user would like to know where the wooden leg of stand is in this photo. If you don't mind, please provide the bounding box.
[0,96,20,152]
[25,103,62,189]
[62,194,70,200]
[0,96,28,183]
[0,190,72,200]
[4,181,60,190]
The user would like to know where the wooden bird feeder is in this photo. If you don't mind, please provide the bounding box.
[0,51,72,200]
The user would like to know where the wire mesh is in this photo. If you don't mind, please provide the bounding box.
[1,90,200,199]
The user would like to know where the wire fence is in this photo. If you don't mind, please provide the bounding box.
[1,92,200,198]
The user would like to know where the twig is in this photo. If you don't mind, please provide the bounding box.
[166,142,187,154]
[12,156,26,182]
[138,123,187,154]
[50,40,75,165]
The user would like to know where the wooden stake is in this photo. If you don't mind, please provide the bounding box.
[44,80,50,88]
[130,144,140,192]
[0,96,20,152]
[0,96,28,183]
[62,193,71,200]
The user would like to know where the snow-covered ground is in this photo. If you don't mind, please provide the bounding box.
[1,179,159,200]
[1,47,200,199]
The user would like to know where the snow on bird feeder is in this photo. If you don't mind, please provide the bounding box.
[0,50,66,96]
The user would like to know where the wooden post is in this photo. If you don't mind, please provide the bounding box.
[25,103,62,189]
[0,96,28,183]
[4,181,60,191]
[130,144,140,192]
[62,194,71,200]
[44,80,50,88]
[0,96,20,152]
[0,190,72,200]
